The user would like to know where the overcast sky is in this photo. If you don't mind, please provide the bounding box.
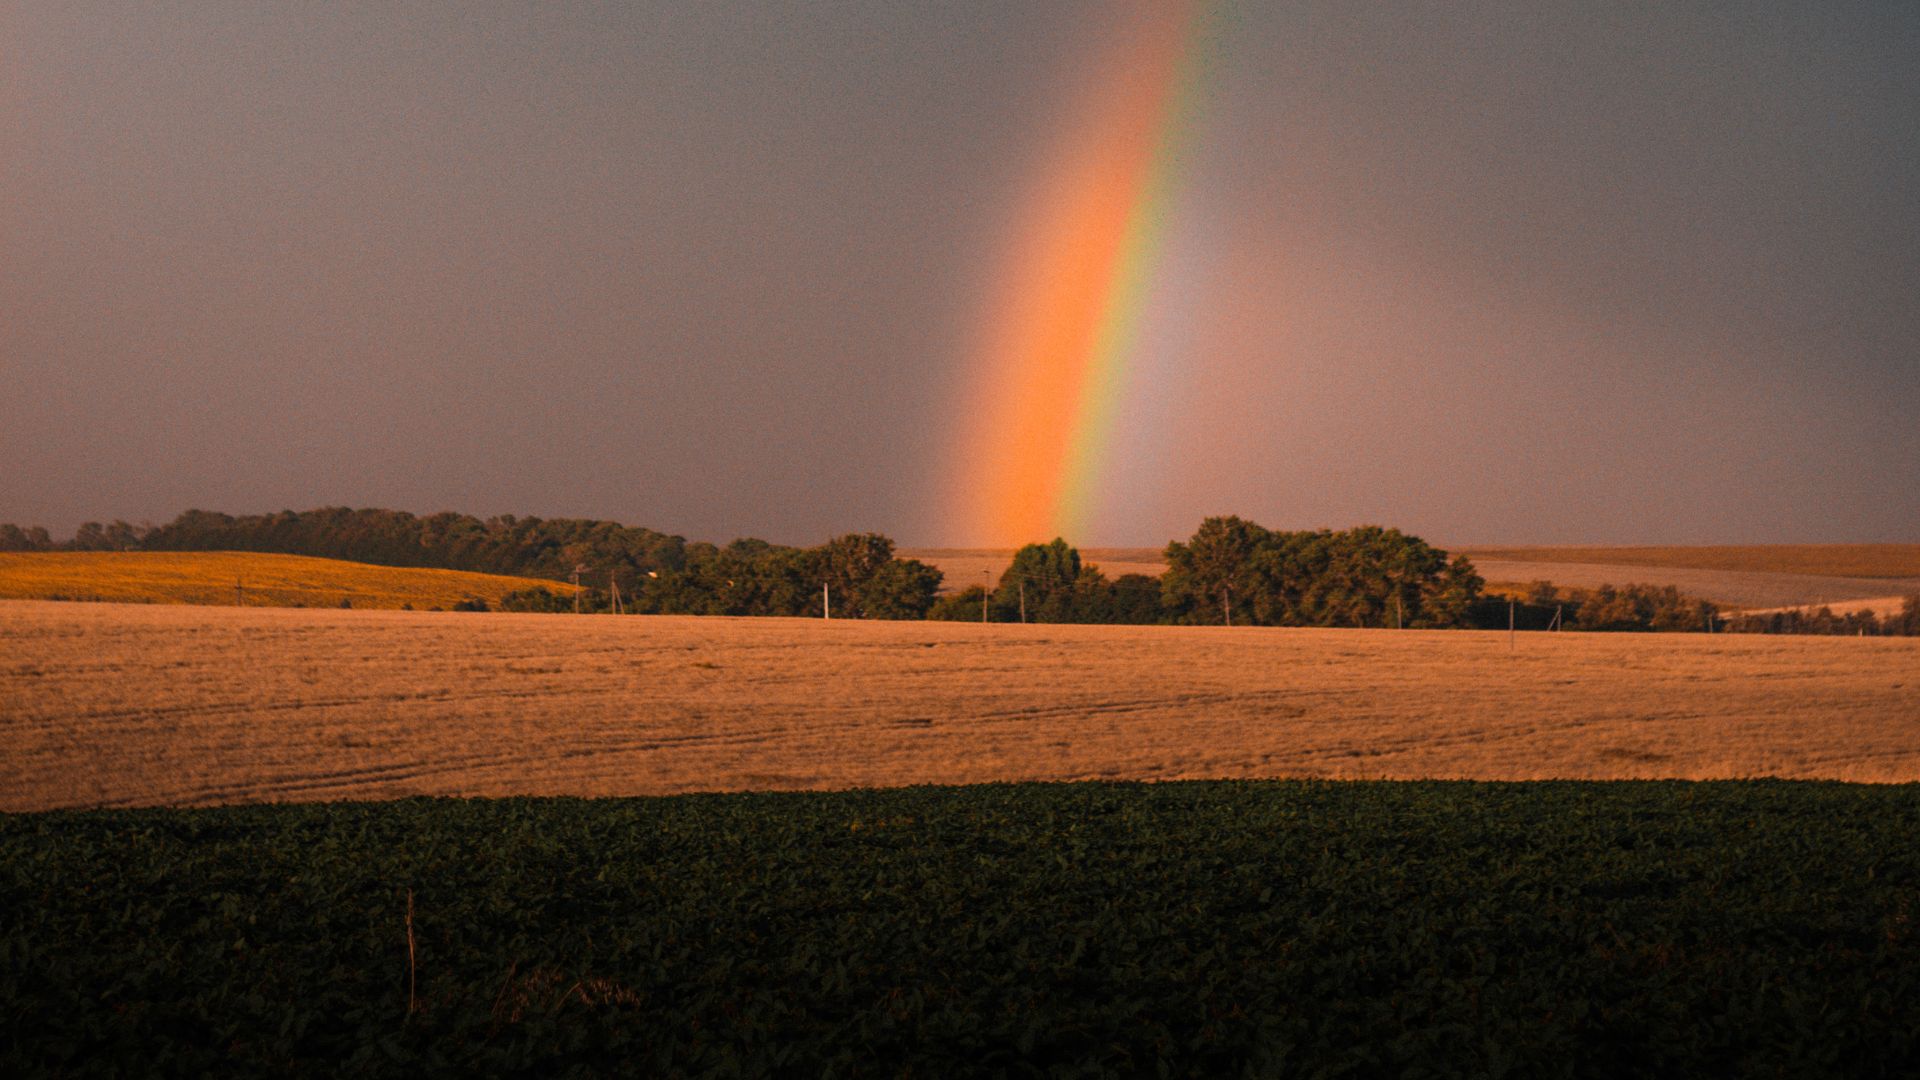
[3,1,1915,546]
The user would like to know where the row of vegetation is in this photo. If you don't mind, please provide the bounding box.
[5,781,1918,1076]
[6,510,1915,632]
[3,512,1490,628]
[1484,581,1920,636]
[1723,599,1920,637]
[0,512,941,619]
[1486,581,1722,633]
[3,511,689,584]
[929,521,1486,629]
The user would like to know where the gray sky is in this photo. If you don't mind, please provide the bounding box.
[3,1,1916,546]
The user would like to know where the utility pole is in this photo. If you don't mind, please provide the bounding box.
[1508,600,1516,651]
[1395,595,1403,630]
[235,577,244,607]
[1019,580,1026,623]
[982,571,990,623]
[609,572,622,616]
[1223,584,1232,627]
[823,582,831,619]
[571,564,586,614]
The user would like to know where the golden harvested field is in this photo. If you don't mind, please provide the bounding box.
[3,599,1916,811]
[0,551,577,610]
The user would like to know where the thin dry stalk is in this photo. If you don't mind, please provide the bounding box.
[488,959,520,1033]
[405,888,418,1019]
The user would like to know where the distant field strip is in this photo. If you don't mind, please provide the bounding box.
[0,551,576,610]
[3,600,1916,810]
[1470,560,1920,609]
[1455,544,1920,579]
[907,546,1920,609]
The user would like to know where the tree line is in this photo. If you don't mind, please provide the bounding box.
[929,520,1487,628]
[0,509,939,619]
[1489,581,1721,633]
[6,509,1915,633]
[1722,598,1920,637]
[1494,581,1920,635]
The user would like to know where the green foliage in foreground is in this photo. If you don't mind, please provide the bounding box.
[5,782,1920,1077]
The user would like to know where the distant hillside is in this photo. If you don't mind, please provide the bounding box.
[1454,545,1920,579]
[0,551,576,610]
[905,543,1920,611]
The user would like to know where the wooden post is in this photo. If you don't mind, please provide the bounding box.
[982,572,990,623]
[823,582,830,620]
[1019,580,1026,624]
[235,578,244,607]
[1509,600,1515,651]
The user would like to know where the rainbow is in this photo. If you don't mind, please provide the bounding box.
[949,2,1215,546]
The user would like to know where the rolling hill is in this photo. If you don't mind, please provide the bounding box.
[0,551,577,610]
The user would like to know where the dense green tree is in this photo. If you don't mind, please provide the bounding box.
[1162,519,1483,629]
[816,533,897,618]
[927,585,991,622]
[1421,555,1486,629]
[993,539,1082,622]
[497,587,573,613]
[1163,516,1269,626]
[855,559,944,620]
[0,524,54,551]
[1899,597,1920,635]
[632,533,938,620]
[1085,573,1167,624]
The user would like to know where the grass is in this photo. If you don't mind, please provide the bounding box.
[6,600,1917,810]
[4,781,1918,1076]
[0,551,577,610]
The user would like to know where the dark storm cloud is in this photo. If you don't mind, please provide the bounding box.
[2,1,1914,544]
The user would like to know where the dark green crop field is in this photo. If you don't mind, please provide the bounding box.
[5,781,1919,1077]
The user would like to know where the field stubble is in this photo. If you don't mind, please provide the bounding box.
[3,600,1917,810]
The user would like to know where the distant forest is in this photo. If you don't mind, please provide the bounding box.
[3,509,1915,633]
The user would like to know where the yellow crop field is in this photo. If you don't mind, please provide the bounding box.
[0,551,576,611]
[3,599,1915,811]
